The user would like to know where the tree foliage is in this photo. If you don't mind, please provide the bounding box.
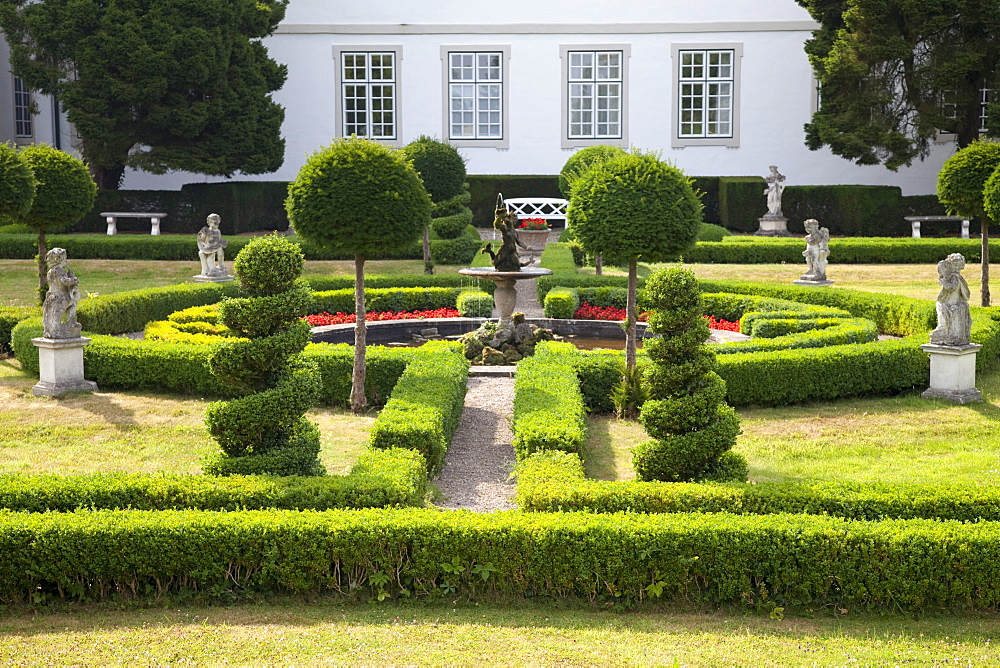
[0,0,288,189]
[797,0,1000,169]
[558,144,627,197]
[0,143,34,220]
[399,136,467,203]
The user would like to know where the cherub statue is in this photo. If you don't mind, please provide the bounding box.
[197,213,229,277]
[42,247,83,339]
[929,253,972,346]
[800,218,831,282]
[482,195,531,272]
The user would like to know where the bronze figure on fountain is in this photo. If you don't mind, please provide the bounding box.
[482,195,531,271]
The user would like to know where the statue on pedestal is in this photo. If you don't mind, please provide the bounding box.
[764,165,786,218]
[482,196,531,272]
[800,219,831,282]
[930,253,972,346]
[42,248,83,339]
[197,213,229,278]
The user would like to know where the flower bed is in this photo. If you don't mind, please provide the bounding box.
[517,217,550,231]
[304,308,461,326]
[571,302,740,331]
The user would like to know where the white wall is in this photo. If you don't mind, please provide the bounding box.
[0,0,942,194]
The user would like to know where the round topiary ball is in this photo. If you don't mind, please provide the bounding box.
[233,235,305,296]
[937,139,1000,218]
[0,143,35,220]
[558,144,627,197]
[400,135,467,202]
[983,163,1000,223]
[18,144,96,233]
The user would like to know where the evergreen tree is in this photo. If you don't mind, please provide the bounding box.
[0,0,288,189]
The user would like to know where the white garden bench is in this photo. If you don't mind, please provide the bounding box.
[905,215,970,239]
[503,198,569,227]
[101,211,167,236]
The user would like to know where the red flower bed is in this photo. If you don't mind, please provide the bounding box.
[304,308,461,326]
[571,302,739,331]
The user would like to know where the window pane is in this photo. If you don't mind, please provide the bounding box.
[678,50,734,138]
[13,76,32,137]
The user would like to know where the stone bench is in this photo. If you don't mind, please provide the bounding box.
[905,215,970,239]
[101,212,167,236]
[503,198,569,227]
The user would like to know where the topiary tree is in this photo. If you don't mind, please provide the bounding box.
[203,235,324,476]
[937,139,1000,306]
[568,151,702,369]
[0,143,35,223]
[286,137,431,413]
[558,144,627,197]
[632,267,744,482]
[400,136,470,273]
[13,145,96,303]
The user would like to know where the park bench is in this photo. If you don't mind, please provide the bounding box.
[503,198,569,227]
[904,215,970,239]
[101,212,167,236]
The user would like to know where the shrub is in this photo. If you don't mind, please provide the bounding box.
[511,343,587,459]
[399,136,467,202]
[558,144,627,196]
[542,288,580,319]
[367,346,468,474]
[456,290,492,317]
[0,143,34,221]
[430,209,473,239]
[697,222,731,242]
[633,268,743,482]
[0,305,39,352]
[204,236,323,477]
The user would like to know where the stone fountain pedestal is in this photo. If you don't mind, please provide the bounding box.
[459,267,553,327]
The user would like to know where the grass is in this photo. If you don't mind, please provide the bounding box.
[0,358,372,476]
[1,599,999,665]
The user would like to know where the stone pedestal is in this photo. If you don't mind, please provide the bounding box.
[31,336,98,397]
[755,216,791,236]
[793,279,834,287]
[192,273,233,283]
[920,342,982,403]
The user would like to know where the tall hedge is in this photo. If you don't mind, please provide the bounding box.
[203,236,323,476]
[632,268,743,482]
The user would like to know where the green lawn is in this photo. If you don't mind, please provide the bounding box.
[2,599,999,665]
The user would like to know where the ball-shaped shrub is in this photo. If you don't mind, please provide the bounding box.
[937,139,1000,219]
[983,164,1000,224]
[400,135,467,202]
[18,144,96,233]
[558,144,627,197]
[286,137,431,254]
[0,143,35,219]
[632,267,743,482]
[568,152,702,266]
[204,236,323,476]
[232,233,305,296]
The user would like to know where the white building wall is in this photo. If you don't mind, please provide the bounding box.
[1,0,959,194]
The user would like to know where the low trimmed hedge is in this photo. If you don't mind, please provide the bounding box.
[6,507,1000,609]
[517,451,1000,522]
[511,343,587,459]
[0,449,427,512]
[686,237,983,264]
[368,343,469,474]
[0,305,39,351]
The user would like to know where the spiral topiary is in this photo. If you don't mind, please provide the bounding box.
[203,235,324,476]
[631,267,745,482]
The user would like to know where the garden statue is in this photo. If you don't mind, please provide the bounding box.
[482,195,531,272]
[41,247,83,339]
[196,213,230,278]
[799,218,831,282]
[930,253,972,346]
[763,165,786,218]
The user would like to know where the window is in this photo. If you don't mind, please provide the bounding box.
[13,76,32,138]
[935,87,992,142]
[560,45,630,148]
[671,43,742,148]
[980,88,992,133]
[332,46,402,144]
[441,46,509,148]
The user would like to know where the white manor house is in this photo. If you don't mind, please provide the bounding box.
[0,0,972,194]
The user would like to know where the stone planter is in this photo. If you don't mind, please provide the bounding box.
[516,229,550,253]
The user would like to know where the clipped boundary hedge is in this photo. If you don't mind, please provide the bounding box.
[687,237,983,264]
[511,343,587,459]
[516,451,1000,521]
[0,449,427,512]
[5,507,1000,610]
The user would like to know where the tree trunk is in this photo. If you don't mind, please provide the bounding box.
[90,164,126,190]
[625,258,637,370]
[423,226,433,274]
[37,230,47,305]
[982,220,991,307]
[595,253,603,276]
[351,254,368,414]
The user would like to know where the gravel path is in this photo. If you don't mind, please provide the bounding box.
[433,376,517,512]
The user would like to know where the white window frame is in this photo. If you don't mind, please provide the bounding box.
[934,87,992,143]
[671,43,742,148]
[332,45,402,146]
[441,45,510,149]
[13,75,33,140]
[560,44,629,149]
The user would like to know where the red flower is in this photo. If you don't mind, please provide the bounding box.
[569,302,739,331]
[303,308,461,326]
[517,218,550,230]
